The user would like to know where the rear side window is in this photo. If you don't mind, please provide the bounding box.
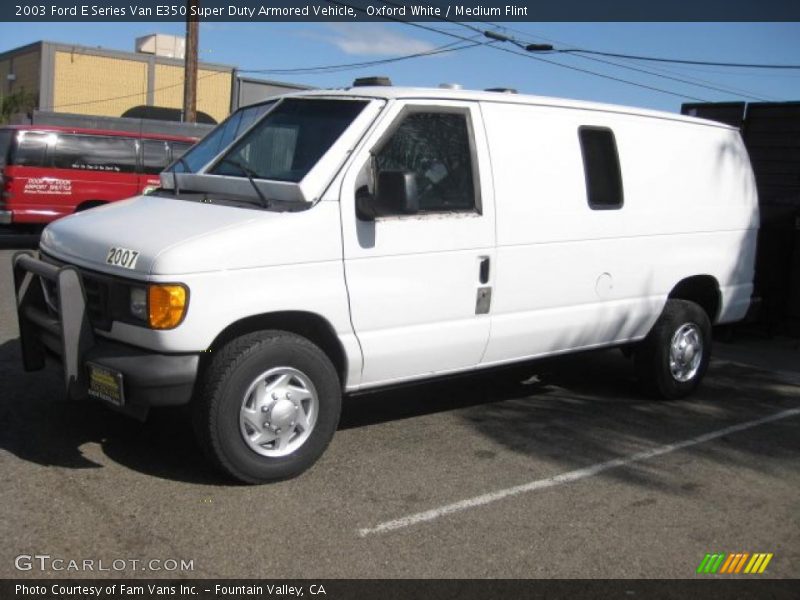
[170,142,193,162]
[578,127,623,209]
[51,134,137,173]
[142,140,171,175]
[0,130,12,168]
[13,132,49,167]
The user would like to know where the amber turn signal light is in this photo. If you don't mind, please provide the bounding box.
[148,284,188,329]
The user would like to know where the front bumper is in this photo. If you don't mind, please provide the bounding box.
[13,251,199,419]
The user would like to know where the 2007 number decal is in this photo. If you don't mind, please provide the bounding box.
[105,247,140,269]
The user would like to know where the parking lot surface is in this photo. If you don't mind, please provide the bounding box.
[1,247,798,578]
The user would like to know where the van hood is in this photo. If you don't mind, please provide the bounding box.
[40,195,339,277]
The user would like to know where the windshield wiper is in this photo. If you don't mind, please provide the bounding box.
[219,158,271,209]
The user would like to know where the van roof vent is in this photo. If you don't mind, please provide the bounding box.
[352,76,392,87]
[485,87,518,94]
[439,83,463,90]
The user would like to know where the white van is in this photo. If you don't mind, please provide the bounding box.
[13,84,759,483]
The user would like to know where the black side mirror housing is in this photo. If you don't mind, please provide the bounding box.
[357,170,419,220]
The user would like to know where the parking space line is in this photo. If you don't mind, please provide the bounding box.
[358,407,800,537]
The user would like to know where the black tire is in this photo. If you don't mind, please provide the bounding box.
[75,201,106,212]
[635,299,712,399]
[193,330,341,483]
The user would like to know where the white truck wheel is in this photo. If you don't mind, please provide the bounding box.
[193,330,341,483]
[635,299,712,399]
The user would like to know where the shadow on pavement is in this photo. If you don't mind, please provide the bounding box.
[1,335,799,488]
[0,337,225,485]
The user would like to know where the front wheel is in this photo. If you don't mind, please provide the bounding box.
[635,299,711,399]
[193,331,341,483]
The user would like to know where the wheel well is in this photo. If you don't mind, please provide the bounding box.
[668,275,721,323]
[75,200,107,212]
[205,312,348,387]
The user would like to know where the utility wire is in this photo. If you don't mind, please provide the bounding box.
[332,0,710,102]
[474,23,773,101]
[239,37,485,76]
[46,69,227,111]
[560,49,800,70]
[41,38,482,111]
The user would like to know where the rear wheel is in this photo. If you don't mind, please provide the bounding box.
[75,200,106,212]
[193,331,341,483]
[635,299,711,399]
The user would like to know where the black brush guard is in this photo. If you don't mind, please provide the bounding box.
[13,251,95,401]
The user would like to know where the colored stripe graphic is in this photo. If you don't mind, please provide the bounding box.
[720,554,736,573]
[697,553,727,574]
[733,553,750,573]
[698,552,773,575]
[696,554,712,574]
[759,554,773,573]
[744,553,774,574]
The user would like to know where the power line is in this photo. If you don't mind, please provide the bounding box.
[42,36,484,113]
[46,69,227,111]
[476,24,773,101]
[375,8,781,102]
[330,0,710,102]
[239,38,485,76]
[560,49,800,70]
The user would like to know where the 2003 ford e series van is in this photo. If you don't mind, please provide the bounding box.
[13,83,759,483]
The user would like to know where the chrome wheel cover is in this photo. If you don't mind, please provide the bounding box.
[669,323,703,382]
[239,367,318,457]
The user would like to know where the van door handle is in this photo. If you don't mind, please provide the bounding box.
[479,257,490,284]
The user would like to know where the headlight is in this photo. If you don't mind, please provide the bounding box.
[130,287,147,321]
[129,284,189,329]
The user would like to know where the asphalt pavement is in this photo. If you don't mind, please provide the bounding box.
[0,246,798,579]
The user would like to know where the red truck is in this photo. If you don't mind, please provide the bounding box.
[0,125,196,225]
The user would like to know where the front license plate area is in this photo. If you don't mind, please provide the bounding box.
[87,363,125,407]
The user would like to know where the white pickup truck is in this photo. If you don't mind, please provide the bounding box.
[13,84,759,483]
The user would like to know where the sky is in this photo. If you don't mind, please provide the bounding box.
[1,21,799,113]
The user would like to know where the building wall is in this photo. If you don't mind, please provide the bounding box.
[43,43,232,122]
[0,46,41,99]
[153,63,231,123]
[1,41,272,124]
[52,50,148,117]
[234,77,312,109]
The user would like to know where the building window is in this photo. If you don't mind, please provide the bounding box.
[578,126,623,209]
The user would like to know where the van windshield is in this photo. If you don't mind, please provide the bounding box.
[170,101,276,173]
[0,130,14,168]
[208,99,368,183]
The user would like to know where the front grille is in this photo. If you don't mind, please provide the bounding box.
[39,253,122,332]
[83,276,112,330]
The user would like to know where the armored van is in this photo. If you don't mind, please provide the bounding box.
[13,84,758,482]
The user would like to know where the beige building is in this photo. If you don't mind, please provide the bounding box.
[1,40,234,123]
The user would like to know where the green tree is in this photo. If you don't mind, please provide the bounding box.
[0,89,38,124]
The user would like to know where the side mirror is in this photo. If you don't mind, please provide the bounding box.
[356,170,419,220]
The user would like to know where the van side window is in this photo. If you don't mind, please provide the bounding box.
[142,140,171,174]
[170,142,193,162]
[0,130,13,168]
[51,134,137,173]
[375,111,477,213]
[13,132,49,167]
[578,127,623,209]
